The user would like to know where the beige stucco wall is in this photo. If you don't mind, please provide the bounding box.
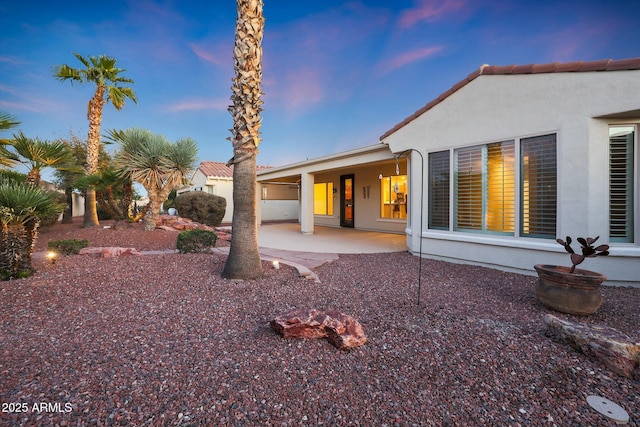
[383,70,640,286]
[257,144,408,235]
[312,161,406,234]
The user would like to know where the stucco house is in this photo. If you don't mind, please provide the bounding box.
[258,57,640,287]
[180,161,298,224]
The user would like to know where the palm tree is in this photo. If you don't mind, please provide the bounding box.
[9,132,73,187]
[110,128,198,231]
[54,53,137,228]
[222,0,265,280]
[0,112,20,168]
[0,181,64,279]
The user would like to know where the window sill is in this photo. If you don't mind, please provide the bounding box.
[406,229,640,257]
[377,218,407,223]
[409,229,560,252]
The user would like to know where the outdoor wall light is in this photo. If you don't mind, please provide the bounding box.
[47,251,57,264]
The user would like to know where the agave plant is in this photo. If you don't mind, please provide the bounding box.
[0,181,64,279]
[556,236,610,273]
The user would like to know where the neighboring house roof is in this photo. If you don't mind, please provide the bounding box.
[196,161,271,178]
[380,57,640,140]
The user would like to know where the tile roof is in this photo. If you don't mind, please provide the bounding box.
[380,57,640,140]
[197,161,271,178]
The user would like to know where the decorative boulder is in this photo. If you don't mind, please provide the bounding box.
[271,308,367,350]
[544,314,640,380]
[79,247,142,258]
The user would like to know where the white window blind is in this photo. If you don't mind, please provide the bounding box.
[521,134,557,238]
[609,126,635,243]
[486,142,515,233]
[455,146,483,230]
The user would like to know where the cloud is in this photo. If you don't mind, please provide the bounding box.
[0,56,28,65]
[0,84,60,113]
[376,46,444,75]
[278,68,325,112]
[399,0,468,28]
[189,43,226,66]
[263,3,390,113]
[164,98,229,112]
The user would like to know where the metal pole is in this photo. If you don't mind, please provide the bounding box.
[395,149,424,306]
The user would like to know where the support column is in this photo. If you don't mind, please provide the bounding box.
[300,172,315,235]
[256,183,263,226]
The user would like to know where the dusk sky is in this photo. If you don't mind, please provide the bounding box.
[1,0,639,181]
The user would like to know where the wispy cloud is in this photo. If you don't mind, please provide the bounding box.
[0,56,28,65]
[399,0,468,28]
[0,84,56,112]
[164,98,229,112]
[189,43,225,66]
[261,3,390,114]
[376,46,444,75]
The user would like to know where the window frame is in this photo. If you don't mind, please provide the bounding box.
[609,124,637,244]
[313,182,334,216]
[428,133,557,239]
[379,174,408,219]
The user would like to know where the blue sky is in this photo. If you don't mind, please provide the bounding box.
[1,0,639,180]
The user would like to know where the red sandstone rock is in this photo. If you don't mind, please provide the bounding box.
[79,247,142,257]
[270,308,367,350]
[544,314,640,380]
[101,247,142,257]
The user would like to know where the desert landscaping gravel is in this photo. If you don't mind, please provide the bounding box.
[1,220,638,426]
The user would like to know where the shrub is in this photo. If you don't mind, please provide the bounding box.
[48,239,89,256]
[39,191,67,227]
[174,192,226,226]
[176,229,218,254]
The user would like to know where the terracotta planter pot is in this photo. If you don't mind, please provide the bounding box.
[534,264,607,316]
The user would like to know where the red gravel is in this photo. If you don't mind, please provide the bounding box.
[1,220,638,426]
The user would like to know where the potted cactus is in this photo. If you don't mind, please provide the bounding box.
[534,236,609,315]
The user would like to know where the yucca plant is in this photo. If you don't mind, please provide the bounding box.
[109,128,197,231]
[0,181,64,279]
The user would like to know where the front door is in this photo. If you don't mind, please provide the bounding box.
[340,174,354,228]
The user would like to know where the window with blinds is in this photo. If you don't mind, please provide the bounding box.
[453,142,514,233]
[609,126,635,243]
[521,134,557,238]
[428,151,450,229]
[487,142,515,232]
[429,133,556,239]
[455,146,483,230]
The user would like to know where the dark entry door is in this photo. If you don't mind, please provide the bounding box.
[340,174,354,228]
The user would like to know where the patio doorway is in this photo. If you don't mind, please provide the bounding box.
[340,174,354,228]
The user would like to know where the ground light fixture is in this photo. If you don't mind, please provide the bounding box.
[272,260,280,270]
[46,251,57,264]
[394,149,424,306]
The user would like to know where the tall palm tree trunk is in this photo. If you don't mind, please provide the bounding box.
[62,187,73,223]
[121,178,133,220]
[83,86,105,228]
[222,0,264,279]
[223,153,261,278]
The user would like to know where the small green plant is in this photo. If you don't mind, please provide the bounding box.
[47,239,89,256]
[0,269,33,280]
[176,229,218,254]
[557,236,609,273]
